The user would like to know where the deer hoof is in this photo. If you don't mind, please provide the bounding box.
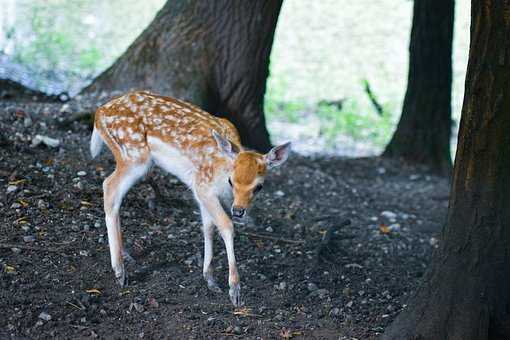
[115,269,128,287]
[229,283,242,307]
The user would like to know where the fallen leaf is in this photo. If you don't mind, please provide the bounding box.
[379,224,390,234]
[4,265,16,273]
[233,307,260,317]
[85,289,102,295]
[8,179,26,185]
[18,200,29,207]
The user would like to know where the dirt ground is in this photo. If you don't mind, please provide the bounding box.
[0,98,450,339]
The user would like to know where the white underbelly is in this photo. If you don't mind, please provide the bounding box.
[147,136,195,187]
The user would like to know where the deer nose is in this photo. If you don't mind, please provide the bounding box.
[232,206,246,218]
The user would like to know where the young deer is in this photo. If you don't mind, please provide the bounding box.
[90,91,291,306]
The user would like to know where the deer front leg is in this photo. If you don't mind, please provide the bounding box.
[197,191,241,307]
[200,205,222,293]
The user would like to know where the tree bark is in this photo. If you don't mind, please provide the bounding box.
[383,0,454,175]
[383,1,510,339]
[82,0,282,152]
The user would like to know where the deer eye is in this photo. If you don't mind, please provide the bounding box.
[228,178,233,187]
[254,183,263,194]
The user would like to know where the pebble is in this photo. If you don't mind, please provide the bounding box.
[275,190,285,197]
[388,223,401,231]
[381,211,397,220]
[278,281,287,290]
[23,235,36,243]
[23,116,32,127]
[10,202,21,209]
[37,199,47,209]
[329,307,340,316]
[11,248,21,254]
[307,282,318,292]
[38,312,51,321]
[94,221,101,228]
[130,302,144,312]
[31,134,60,148]
[429,237,439,247]
[6,185,17,193]
[77,171,87,176]
[265,226,274,232]
[79,250,89,256]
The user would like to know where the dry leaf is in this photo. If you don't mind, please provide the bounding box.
[379,224,390,234]
[4,265,16,273]
[85,289,102,295]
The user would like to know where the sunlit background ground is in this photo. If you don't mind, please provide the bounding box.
[0,0,470,156]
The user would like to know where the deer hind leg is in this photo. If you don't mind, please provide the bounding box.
[103,160,150,286]
[200,205,222,293]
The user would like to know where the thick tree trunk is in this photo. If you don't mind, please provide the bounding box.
[383,0,454,175]
[82,0,282,152]
[382,1,510,339]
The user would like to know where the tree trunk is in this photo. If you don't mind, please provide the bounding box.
[82,0,282,152]
[383,0,454,175]
[382,1,510,339]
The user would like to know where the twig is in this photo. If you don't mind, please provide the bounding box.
[238,231,304,244]
[317,219,352,263]
[0,243,67,254]
[362,79,384,116]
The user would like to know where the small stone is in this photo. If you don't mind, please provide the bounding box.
[307,282,318,292]
[79,250,89,256]
[388,223,401,231]
[265,226,274,232]
[37,199,47,209]
[83,224,90,232]
[6,185,17,193]
[376,167,386,174]
[184,256,194,265]
[310,288,329,299]
[429,237,439,247]
[275,190,285,197]
[94,221,101,228]
[23,116,32,127]
[31,135,60,148]
[10,202,21,209]
[38,312,51,321]
[342,287,352,297]
[77,171,87,176]
[147,297,159,308]
[381,211,397,220]
[278,281,287,290]
[233,326,242,335]
[329,307,340,316]
[11,248,21,254]
[346,301,354,308]
[23,235,36,243]
[130,302,144,312]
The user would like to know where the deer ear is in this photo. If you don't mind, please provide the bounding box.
[265,142,291,169]
[212,130,239,159]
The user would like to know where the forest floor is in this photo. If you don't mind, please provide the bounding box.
[0,97,449,339]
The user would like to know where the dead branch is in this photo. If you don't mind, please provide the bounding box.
[238,231,304,244]
[363,79,384,116]
[0,243,69,254]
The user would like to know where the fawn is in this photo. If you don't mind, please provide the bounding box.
[90,91,291,306]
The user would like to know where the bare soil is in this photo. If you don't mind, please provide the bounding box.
[0,99,449,339]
